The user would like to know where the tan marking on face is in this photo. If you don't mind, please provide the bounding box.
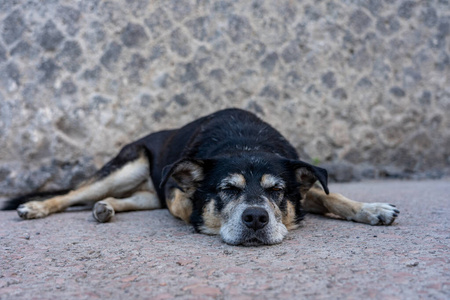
[219,193,247,223]
[266,197,282,221]
[282,201,300,230]
[261,174,285,189]
[166,188,192,223]
[219,173,246,190]
[200,199,222,235]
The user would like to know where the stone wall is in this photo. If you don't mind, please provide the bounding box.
[0,0,449,200]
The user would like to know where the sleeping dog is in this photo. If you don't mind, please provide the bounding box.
[4,108,399,246]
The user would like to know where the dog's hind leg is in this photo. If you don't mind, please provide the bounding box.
[92,190,161,223]
[17,145,151,220]
[302,187,400,225]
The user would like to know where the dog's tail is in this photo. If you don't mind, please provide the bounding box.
[1,189,71,210]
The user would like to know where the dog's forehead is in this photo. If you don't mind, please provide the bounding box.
[216,155,284,174]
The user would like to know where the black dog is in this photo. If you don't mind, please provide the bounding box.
[4,109,399,246]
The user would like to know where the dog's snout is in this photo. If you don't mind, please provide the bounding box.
[241,207,269,231]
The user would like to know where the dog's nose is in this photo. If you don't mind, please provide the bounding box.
[241,207,269,231]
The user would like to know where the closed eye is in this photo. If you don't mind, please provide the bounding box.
[220,185,242,193]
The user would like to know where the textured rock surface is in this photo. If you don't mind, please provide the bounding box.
[1,180,449,299]
[0,0,449,199]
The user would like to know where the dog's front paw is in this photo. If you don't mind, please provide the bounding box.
[353,203,400,225]
[93,201,115,223]
[17,201,49,219]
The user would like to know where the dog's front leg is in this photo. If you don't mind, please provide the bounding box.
[92,191,161,222]
[302,187,400,225]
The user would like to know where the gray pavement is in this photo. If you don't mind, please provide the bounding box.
[1,179,449,299]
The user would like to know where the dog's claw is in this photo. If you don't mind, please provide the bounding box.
[377,215,384,223]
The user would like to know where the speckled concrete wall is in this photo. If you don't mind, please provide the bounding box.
[0,0,449,199]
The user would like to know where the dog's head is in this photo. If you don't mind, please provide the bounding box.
[162,154,328,246]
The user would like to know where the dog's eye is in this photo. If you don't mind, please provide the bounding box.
[268,187,283,193]
[221,186,242,194]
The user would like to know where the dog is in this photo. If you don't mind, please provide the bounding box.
[3,108,399,246]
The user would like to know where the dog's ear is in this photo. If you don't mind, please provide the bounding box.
[287,160,329,195]
[160,158,206,191]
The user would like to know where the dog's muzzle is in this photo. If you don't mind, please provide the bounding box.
[220,203,288,246]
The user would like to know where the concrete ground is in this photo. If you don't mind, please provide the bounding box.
[1,179,449,300]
